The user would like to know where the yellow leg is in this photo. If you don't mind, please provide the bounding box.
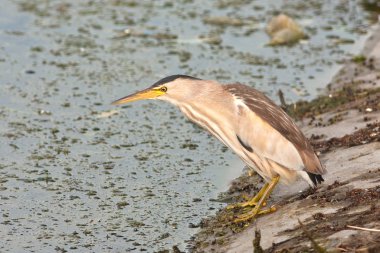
[226,182,269,210]
[234,175,280,223]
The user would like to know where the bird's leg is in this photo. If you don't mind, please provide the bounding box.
[226,182,269,210]
[234,175,280,223]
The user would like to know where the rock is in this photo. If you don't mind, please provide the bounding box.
[266,14,306,45]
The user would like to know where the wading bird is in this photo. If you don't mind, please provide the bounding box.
[112,75,326,222]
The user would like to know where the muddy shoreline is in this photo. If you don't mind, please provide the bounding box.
[189,25,380,253]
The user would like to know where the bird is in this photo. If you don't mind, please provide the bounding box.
[112,75,326,222]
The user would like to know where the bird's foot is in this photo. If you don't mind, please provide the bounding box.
[226,184,269,210]
[228,176,280,223]
[233,205,277,223]
[226,199,267,210]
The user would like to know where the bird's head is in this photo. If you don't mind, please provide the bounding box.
[112,75,203,106]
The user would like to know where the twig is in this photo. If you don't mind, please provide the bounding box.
[298,219,327,253]
[277,89,288,110]
[346,225,380,232]
[253,229,264,253]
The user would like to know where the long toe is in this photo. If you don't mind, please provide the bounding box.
[227,183,270,210]
[233,205,277,223]
[226,199,259,210]
[233,206,261,223]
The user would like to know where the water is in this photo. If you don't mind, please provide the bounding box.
[0,0,375,252]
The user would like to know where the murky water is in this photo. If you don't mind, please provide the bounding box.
[0,0,375,252]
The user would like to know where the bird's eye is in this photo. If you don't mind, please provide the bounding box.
[160,86,167,92]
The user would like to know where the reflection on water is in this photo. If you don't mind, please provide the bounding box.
[0,0,375,251]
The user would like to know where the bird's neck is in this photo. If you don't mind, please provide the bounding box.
[175,88,235,146]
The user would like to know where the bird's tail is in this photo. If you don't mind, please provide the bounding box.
[306,172,324,187]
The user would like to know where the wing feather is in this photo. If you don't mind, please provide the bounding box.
[225,83,326,175]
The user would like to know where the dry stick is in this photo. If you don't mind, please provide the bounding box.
[172,246,183,253]
[252,229,264,253]
[346,225,380,232]
[298,219,327,253]
[277,89,288,110]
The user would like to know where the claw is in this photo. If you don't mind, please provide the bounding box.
[230,176,280,223]
[226,200,260,210]
[233,205,277,223]
[226,182,270,210]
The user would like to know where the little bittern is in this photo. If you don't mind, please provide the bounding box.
[113,75,326,222]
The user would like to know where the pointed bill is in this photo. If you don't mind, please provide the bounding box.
[111,88,165,105]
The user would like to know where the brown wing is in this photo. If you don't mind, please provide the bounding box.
[224,83,326,175]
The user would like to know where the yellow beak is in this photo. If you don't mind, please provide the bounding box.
[112,88,165,105]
